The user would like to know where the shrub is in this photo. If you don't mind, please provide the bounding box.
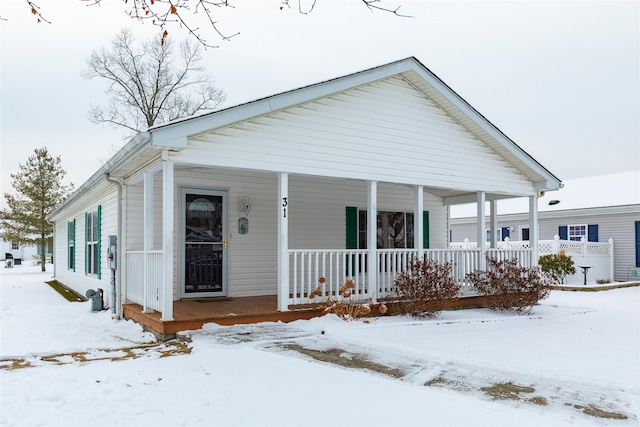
[596,278,611,284]
[393,258,461,318]
[538,254,576,284]
[466,258,553,314]
[316,278,387,320]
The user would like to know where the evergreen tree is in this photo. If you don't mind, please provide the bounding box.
[0,148,73,272]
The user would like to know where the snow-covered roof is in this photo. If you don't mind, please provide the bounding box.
[451,170,640,218]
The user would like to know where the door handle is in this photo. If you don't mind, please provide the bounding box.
[223,239,227,249]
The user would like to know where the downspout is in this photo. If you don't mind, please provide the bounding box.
[51,224,56,279]
[106,173,123,319]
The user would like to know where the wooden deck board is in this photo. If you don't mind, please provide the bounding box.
[122,294,493,338]
[123,295,324,337]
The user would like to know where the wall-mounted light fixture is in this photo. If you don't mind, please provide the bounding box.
[238,195,251,217]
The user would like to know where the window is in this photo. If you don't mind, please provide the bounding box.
[521,227,530,241]
[68,219,76,271]
[635,221,640,268]
[347,207,429,250]
[85,206,101,278]
[568,224,587,241]
[559,224,598,242]
[11,243,18,250]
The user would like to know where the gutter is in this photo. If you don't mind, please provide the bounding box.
[48,132,152,221]
[105,173,123,319]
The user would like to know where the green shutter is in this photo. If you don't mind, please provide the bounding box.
[346,207,358,249]
[423,211,430,249]
[635,221,640,267]
[67,221,71,270]
[73,219,76,272]
[97,205,102,279]
[588,224,598,242]
[85,212,88,275]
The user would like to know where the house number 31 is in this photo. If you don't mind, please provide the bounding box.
[282,197,288,218]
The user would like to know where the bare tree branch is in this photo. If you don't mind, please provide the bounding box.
[25,0,51,23]
[18,0,409,48]
[83,28,226,132]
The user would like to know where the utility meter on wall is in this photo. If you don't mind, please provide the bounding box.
[107,235,117,270]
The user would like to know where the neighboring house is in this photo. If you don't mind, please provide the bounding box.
[47,57,562,327]
[1,238,50,265]
[1,240,38,264]
[450,171,640,282]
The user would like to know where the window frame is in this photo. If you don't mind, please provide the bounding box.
[68,219,76,271]
[350,208,429,250]
[85,206,101,278]
[568,224,587,241]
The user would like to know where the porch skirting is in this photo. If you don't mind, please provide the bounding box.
[122,294,494,338]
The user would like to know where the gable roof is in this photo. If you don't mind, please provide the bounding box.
[147,57,560,191]
[49,57,562,220]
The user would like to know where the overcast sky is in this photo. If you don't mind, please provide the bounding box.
[1,0,638,205]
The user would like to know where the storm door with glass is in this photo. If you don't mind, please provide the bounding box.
[182,189,227,297]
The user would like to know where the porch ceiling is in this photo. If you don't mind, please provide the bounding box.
[167,164,525,207]
[108,149,163,183]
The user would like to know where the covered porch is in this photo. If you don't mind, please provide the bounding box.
[119,163,541,324]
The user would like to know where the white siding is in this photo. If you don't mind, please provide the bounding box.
[170,169,447,297]
[178,76,534,196]
[52,190,118,304]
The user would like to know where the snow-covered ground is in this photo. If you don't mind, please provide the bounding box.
[1,264,638,427]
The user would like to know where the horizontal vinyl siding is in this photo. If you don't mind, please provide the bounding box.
[451,209,640,281]
[180,76,533,196]
[124,174,164,252]
[52,191,118,302]
[173,169,447,297]
[177,169,277,298]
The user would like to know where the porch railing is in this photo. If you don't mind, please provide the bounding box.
[125,250,164,312]
[288,250,370,306]
[287,247,532,306]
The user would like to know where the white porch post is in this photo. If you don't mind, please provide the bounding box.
[277,173,289,312]
[529,195,539,266]
[490,199,498,249]
[118,183,128,319]
[142,171,154,313]
[414,185,424,256]
[367,181,378,302]
[161,161,174,321]
[477,192,486,270]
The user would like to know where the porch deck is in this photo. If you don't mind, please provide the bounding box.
[122,295,324,337]
[122,294,492,338]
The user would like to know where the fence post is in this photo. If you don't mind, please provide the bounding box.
[581,237,588,266]
[463,238,469,250]
[504,236,510,249]
[552,235,560,254]
[609,238,614,281]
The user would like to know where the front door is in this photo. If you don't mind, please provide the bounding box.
[181,189,227,298]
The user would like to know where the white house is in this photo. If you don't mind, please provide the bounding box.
[47,57,562,331]
[450,171,640,282]
[1,240,39,265]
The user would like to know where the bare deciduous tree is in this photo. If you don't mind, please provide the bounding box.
[18,0,410,48]
[83,28,226,133]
